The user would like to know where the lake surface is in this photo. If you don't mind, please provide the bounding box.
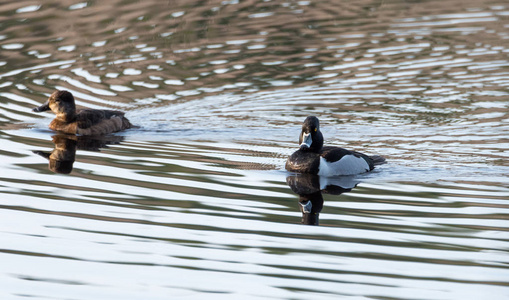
[1,0,508,299]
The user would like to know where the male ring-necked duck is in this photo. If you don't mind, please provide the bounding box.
[285,116,385,176]
[33,90,132,135]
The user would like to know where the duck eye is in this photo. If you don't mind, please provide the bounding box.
[314,128,317,132]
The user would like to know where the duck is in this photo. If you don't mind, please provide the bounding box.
[33,90,132,135]
[285,116,385,176]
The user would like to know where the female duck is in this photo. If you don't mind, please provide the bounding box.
[286,116,385,176]
[33,90,132,135]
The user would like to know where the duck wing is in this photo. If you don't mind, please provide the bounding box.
[76,110,125,128]
[321,147,375,171]
[76,109,131,135]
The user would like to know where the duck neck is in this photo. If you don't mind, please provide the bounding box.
[56,111,76,123]
[310,131,323,152]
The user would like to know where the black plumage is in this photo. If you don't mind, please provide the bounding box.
[286,116,385,175]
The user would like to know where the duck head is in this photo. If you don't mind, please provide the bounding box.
[298,116,323,152]
[33,90,76,122]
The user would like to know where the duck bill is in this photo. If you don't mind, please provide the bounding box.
[33,101,50,112]
[299,132,312,150]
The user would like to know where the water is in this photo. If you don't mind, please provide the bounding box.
[1,0,508,299]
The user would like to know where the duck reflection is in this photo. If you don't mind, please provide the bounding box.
[286,174,359,225]
[33,134,124,174]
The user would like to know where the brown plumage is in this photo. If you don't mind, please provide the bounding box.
[33,90,132,135]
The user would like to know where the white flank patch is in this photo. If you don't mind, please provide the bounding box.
[318,155,370,176]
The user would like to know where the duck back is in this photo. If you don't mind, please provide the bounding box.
[76,109,132,135]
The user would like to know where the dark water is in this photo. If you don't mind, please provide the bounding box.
[1,0,508,299]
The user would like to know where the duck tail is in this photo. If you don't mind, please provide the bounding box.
[123,117,133,129]
[370,155,386,166]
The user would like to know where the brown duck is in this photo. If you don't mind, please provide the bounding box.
[33,90,132,135]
